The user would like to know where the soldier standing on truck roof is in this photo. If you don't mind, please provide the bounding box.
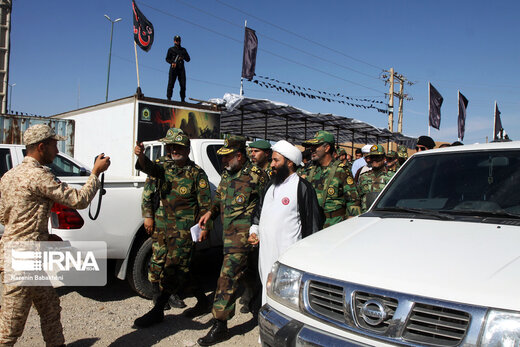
[133,129,212,328]
[166,35,190,102]
[302,131,360,228]
[358,144,395,213]
[0,124,110,346]
[197,135,268,346]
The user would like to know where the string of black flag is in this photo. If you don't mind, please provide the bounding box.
[250,75,388,114]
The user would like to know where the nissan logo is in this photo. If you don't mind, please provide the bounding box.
[360,299,387,326]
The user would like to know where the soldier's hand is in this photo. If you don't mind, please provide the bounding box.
[92,154,111,176]
[144,218,154,234]
[198,211,212,230]
[135,141,145,157]
[198,228,209,242]
[247,233,259,245]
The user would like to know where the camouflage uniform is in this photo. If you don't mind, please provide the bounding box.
[137,132,211,295]
[0,124,101,346]
[209,136,268,321]
[141,177,167,283]
[302,131,360,228]
[358,145,395,212]
[386,150,400,173]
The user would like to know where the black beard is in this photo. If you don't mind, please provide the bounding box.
[272,162,290,185]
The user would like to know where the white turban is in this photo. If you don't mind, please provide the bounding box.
[272,140,302,166]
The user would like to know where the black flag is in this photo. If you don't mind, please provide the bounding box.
[241,27,258,81]
[132,0,154,52]
[428,83,443,130]
[494,103,503,140]
[458,92,469,140]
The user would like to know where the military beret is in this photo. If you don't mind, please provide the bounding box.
[248,140,271,150]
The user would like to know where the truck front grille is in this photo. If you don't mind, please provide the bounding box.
[308,280,344,323]
[403,303,470,346]
[302,273,487,347]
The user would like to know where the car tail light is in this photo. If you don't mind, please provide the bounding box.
[50,203,84,229]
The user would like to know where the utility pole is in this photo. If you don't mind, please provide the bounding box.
[0,0,12,114]
[382,68,414,134]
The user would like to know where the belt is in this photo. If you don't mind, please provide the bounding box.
[325,208,346,219]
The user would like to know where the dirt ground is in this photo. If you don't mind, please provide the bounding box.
[9,276,260,347]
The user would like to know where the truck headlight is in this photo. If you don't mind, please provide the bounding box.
[267,262,302,310]
[481,310,520,346]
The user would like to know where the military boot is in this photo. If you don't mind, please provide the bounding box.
[197,319,228,346]
[168,293,186,308]
[133,292,169,328]
[151,282,171,310]
[183,291,211,318]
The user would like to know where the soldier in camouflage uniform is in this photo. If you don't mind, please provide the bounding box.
[302,131,360,228]
[133,129,212,328]
[197,135,268,346]
[358,144,395,212]
[0,124,110,346]
[386,150,399,172]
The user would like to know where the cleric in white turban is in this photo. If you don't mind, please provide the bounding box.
[248,140,324,306]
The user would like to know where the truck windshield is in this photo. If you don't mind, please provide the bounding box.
[373,150,520,218]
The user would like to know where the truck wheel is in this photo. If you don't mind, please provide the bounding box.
[128,237,153,298]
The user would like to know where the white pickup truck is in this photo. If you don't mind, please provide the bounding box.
[260,141,520,346]
[0,139,225,298]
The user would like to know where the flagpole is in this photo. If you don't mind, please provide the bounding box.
[134,42,140,89]
[240,20,247,96]
[493,100,497,141]
[428,82,431,136]
[457,90,461,141]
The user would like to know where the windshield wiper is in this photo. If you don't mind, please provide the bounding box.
[440,210,520,220]
[372,207,455,220]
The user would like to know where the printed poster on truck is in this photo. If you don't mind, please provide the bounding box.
[137,102,220,142]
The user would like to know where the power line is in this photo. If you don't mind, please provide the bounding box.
[215,0,385,71]
[173,0,382,81]
[139,2,385,95]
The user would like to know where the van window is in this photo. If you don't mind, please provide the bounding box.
[0,149,12,177]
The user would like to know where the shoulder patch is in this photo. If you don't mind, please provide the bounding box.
[347,176,354,185]
[199,178,208,189]
[327,187,335,196]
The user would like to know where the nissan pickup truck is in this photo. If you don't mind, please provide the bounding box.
[260,141,520,346]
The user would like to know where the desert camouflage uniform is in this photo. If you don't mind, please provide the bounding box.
[0,156,100,346]
[137,155,211,294]
[304,160,360,228]
[358,168,395,212]
[209,160,267,320]
[141,177,167,283]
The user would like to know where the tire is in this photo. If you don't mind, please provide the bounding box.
[127,237,153,298]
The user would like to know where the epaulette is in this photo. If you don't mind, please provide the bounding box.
[338,162,346,168]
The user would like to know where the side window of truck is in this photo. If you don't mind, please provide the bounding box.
[144,145,162,161]
[22,150,85,176]
[207,145,223,174]
[0,148,12,177]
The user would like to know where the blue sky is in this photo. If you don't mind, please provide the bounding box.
[9,0,520,144]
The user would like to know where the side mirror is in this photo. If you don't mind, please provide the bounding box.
[79,168,89,176]
[365,191,381,210]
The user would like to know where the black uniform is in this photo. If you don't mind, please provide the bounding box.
[166,44,190,102]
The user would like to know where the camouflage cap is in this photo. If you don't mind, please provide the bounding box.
[386,150,398,159]
[217,135,246,155]
[23,124,67,145]
[248,139,271,150]
[159,128,184,144]
[162,132,190,147]
[367,144,385,156]
[303,130,335,146]
[337,148,346,156]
